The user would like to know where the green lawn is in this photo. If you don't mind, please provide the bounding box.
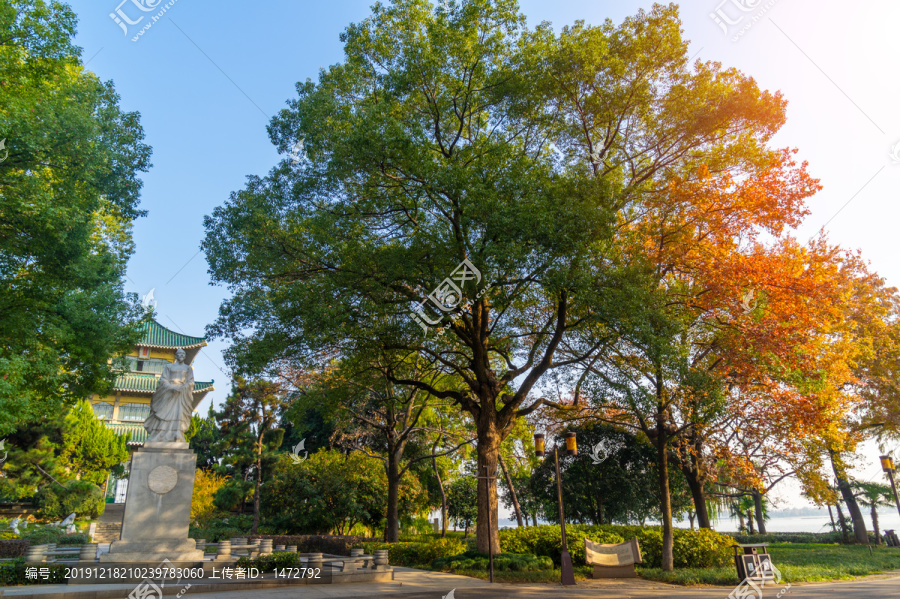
[430,544,900,586]
[637,543,900,586]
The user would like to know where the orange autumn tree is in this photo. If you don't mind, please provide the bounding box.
[575,149,875,548]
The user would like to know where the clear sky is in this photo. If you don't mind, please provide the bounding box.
[66,0,900,507]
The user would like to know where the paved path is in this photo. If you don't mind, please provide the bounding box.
[183,568,900,599]
[5,568,900,598]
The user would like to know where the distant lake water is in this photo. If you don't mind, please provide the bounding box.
[695,511,900,534]
[497,510,900,534]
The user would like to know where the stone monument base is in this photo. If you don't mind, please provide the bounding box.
[101,539,204,562]
[100,442,204,563]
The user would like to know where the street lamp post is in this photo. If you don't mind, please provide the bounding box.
[535,432,578,586]
[880,455,900,520]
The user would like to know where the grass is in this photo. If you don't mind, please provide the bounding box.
[637,543,900,586]
[424,543,900,586]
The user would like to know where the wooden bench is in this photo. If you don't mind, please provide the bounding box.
[585,537,642,578]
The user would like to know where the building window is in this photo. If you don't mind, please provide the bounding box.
[124,357,169,374]
[93,402,114,420]
[119,403,150,422]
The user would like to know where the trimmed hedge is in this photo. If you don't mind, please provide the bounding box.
[362,537,466,567]
[727,531,844,545]
[0,559,67,585]
[499,525,624,566]
[0,540,29,558]
[58,533,89,546]
[499,525,733,569]
[235,552,302,570]
[433,551,553,572]
[250,535,380,556]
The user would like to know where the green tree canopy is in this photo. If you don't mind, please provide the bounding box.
[261,449,426,535]
[0,0,152,433]
[203,0,789,560]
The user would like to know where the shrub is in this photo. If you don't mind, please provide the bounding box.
[33,481,104,520]
[20,527,64,546]
[58,533,89,546]
[191,470,229,527]
[0,559,67,585]
[727,531,843,545]
[0,540,29,558]
[499,525,623,566]
[433,551,553,572]
[362,537,466,567]
[499,525,733,569]
[190,527,244,542]
[236,552,301,570]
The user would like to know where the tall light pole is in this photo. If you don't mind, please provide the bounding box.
[880,455,900,520]
[535,432,578,586]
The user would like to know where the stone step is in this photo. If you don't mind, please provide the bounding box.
[91,523,122,543]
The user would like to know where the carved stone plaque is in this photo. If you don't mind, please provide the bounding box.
[147,465,178,495]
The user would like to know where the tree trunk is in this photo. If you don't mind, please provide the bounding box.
[682,466,712,529]
[871,505,881,545]
[532,514,537,527]
[385,448,401,543]
[463,521,469,538]
[474,418,501,555]
[736,504,745,532]
[251,459,261,534]
[432,453,448,538]
[498,453,524,527]
[747,509,755,534]
[655,429,674,571]
[835,501,850,544]
[827,504,837,532]
[830,451,869,544]
[688,512,695,530]
[752,489,767,535]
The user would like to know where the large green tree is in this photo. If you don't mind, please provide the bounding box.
[0,0,151,433]
[214,378,287,534]
[204,0,787,560]
[285,353,469,542]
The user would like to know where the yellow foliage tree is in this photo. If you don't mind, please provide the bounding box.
[191,470,228,528]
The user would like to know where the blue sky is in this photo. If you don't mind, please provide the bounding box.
[67,0,900,503]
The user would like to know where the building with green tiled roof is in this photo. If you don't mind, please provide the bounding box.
[89,317,215,502]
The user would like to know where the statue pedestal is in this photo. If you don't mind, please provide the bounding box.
[100,442,204,562]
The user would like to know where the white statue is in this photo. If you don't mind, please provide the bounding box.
[143,348,199,443]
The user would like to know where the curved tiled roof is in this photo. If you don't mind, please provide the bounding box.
[138,319,207,349]
[108,422,148,445]
[113,373,214,394]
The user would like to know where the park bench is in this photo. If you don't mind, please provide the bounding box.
[584,537,642,578]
